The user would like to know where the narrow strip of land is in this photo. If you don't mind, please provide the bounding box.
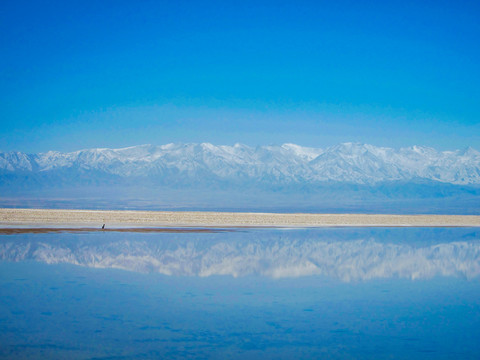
[0,208,479,228]
[0,227,230,235]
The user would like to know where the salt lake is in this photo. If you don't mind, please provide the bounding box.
[1,227,479,359]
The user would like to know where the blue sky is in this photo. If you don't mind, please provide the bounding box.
[1,0,479,152]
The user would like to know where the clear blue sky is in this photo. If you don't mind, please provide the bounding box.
[1,0,479,152]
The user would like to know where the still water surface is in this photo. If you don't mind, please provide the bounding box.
[1,228,479,359]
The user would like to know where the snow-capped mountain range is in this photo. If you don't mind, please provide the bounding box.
[1,142,480,186]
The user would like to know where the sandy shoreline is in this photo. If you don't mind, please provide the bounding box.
[0,208,479,229]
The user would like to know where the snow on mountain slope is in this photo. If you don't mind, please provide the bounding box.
[0,152,35,172]
[1,142,479,185]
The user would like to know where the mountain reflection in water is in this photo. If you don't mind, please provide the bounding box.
[1,227,480,360]
[1,228,479,281]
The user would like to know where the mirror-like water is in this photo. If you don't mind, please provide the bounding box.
[1,228,479,359]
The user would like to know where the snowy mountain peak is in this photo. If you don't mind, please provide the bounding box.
[281,143,323,160]
[460,146,480,157]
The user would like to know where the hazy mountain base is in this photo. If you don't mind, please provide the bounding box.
[1,179,479,214]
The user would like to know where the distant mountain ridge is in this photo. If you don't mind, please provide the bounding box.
[1,142,480,186]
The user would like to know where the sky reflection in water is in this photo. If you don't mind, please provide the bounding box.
[1,228,479,359]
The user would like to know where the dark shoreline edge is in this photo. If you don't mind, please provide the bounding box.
[0,227,236,235]
[1,225,480,235]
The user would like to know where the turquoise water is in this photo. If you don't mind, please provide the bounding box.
[1,228,480,359]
